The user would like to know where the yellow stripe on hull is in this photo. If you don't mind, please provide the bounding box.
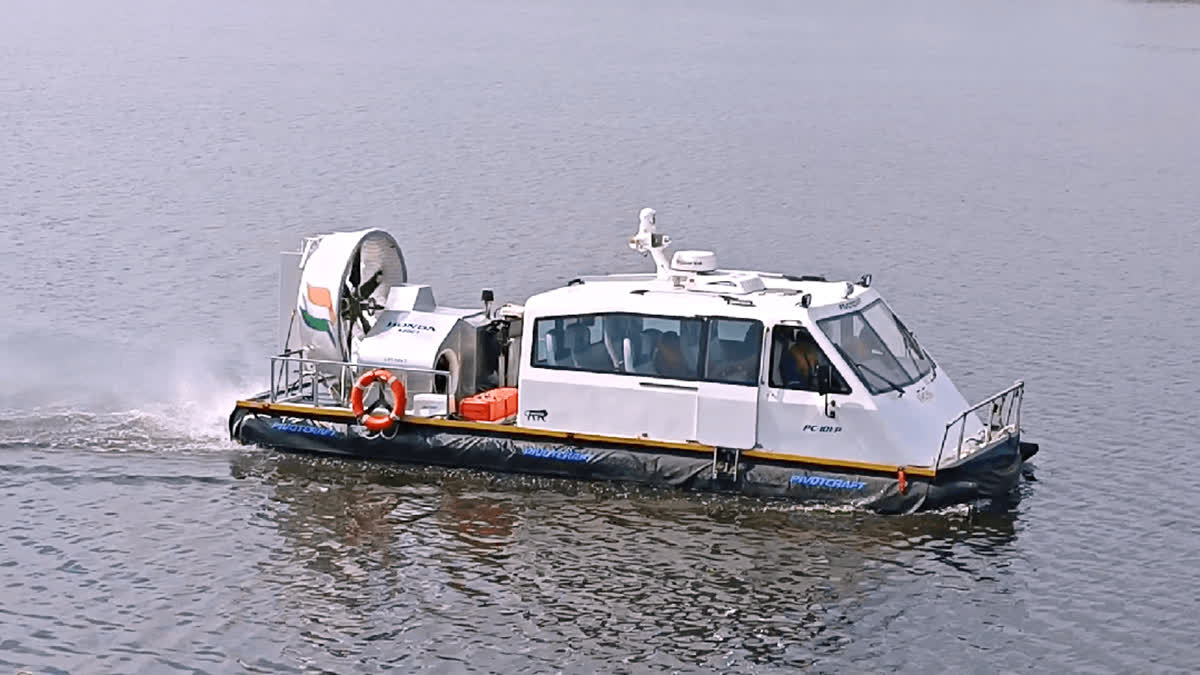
[233,399,936,478]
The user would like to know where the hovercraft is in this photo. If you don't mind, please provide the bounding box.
[228,208,1038,514]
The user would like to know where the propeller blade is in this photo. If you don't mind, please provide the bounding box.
[359,269,384,299]
[343,305,359,356]
[358,313,371,335]
[348,246,362,289]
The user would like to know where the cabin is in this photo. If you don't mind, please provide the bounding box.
[498,209,982,469]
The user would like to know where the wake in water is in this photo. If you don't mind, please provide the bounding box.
[0,330,266,453]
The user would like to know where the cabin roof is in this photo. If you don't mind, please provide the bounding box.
[523,269,876,322]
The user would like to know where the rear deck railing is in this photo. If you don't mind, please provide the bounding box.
[268,352,456,414]
[935,380,1024,468]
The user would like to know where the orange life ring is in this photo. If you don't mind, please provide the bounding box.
[350,368,406,432]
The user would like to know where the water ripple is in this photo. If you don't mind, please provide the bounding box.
[4,0,1200,671]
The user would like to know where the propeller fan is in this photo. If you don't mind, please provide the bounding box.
[340,246,386,356]
[294,228,407,368]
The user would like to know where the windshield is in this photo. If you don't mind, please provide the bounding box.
[816,300,934,395]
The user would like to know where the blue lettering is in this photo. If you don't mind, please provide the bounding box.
[521,447,593,463]
[789,474,867,490]
[271,422,340,438]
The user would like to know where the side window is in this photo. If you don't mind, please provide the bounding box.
[532,315,609,371]
[769,325,851,393]
[642,316,703,379]
[703,318,762,386]
[532,313,705,380]
[532,318,559,366]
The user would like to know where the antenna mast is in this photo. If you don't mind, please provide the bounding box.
[628,207,672,278]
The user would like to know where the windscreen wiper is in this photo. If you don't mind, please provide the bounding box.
[850,361,906,396]
[894,316,937,381]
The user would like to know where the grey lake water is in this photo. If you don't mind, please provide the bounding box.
[3,0,1199,672]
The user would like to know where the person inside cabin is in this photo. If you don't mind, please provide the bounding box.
[653,331,690,379]
[780,332,822,390]
[680,320,703,367]
[638,328,662,372]
[602,315,631,372]
[733,324,764,383]
[836,315,883,364]
[706,323,762,384]
[565,322,591,368]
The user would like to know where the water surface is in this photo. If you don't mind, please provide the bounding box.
[3,0,1199,672]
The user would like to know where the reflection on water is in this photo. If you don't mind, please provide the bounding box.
[230,452,1022,671]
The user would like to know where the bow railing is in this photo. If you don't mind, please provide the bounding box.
[935,380,1024,469]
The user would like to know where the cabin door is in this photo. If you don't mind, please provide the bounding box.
[756,325,856,458]
[694,318,762,449]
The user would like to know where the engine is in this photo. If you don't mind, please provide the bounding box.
[355,284,500,412]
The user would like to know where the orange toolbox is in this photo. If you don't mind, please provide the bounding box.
[459,387,519,422]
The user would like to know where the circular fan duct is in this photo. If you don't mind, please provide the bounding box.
[295,229,408,365]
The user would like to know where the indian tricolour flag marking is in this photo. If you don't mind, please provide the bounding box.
[301,284,336,344]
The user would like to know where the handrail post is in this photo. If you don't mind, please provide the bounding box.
[935,422,952,470]
[984,405,992,446]
[1015,386,1022,434]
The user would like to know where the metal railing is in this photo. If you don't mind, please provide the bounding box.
[268,352,456,414]
[935,380,1025,468]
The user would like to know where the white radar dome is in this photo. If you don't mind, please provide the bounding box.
[670,250,717,273]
